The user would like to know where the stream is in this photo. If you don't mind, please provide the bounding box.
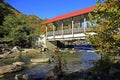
[0,50,101,80]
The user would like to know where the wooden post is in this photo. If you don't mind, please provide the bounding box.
[79,16,82,33]
[61,21,64,38]
[72,18,74,37]
[53,25,55,39]
[79,21,82,27]
[84,18,86,33]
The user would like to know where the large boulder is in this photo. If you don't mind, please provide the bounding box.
[31,58,50,63]
[13,62,25,66]
[15,72,45,80]
[0,64,22,75]
[11,46,21,53]
[15,74,23,80]
[0,51,11,58]
[69,48,77,54]
[0,52,19,59]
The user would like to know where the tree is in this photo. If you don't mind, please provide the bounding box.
[1,14,26,46]
[0,1,44,47]
[87,1,120,80]
[1,14,43,47]
[26,15,43,35]
[40,23,54,35]
[0,2,13,25]
[88,0,120,52]
[0,1,20,25]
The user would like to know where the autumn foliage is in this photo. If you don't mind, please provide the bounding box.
[88,0,120,51]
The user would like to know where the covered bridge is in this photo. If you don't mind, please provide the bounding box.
[44,6,96,41]
[43,6,96,49]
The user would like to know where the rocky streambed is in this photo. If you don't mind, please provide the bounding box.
[0,49,101,80]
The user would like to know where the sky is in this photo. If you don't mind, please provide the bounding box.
[5,0,97,19]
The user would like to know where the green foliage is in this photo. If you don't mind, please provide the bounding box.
[0,14,43,47]
[26,15,43,35]
[0,3,9,25]
[0,1,44,48]
[88,1,120,79]
[0,1,20,25]
[88,0,120,51]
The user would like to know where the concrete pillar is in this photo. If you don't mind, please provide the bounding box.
[72,18,74,37]
[84,18,86,33]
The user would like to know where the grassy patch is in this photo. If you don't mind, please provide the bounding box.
[0,58,17,66]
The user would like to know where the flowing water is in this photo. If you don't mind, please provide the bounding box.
[0,50,101,80]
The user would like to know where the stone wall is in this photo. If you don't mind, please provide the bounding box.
[32,35,47,48]
[46,40,57,50]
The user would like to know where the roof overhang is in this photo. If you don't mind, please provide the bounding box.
[44,6,96,24]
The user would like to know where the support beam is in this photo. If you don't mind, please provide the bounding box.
[79,22,81,28]
[53,25,55,39]
[78,16,82,33]
[84,18,86,33]
[79,16,82,27]
[61,21,64,38]
[72,18,74,37]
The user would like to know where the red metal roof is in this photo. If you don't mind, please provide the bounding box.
[44,6,96,24]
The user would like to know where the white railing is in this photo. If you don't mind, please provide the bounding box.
[47,27,90,36]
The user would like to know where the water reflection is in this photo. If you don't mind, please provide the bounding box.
[66,50,101,73]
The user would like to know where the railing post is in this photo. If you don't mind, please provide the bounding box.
[61,21,64,39]
[72,18,74,38]
[84,18,86,33]
[79,21,82,28]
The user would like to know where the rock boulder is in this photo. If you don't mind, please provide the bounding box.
[0,64,22,75]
